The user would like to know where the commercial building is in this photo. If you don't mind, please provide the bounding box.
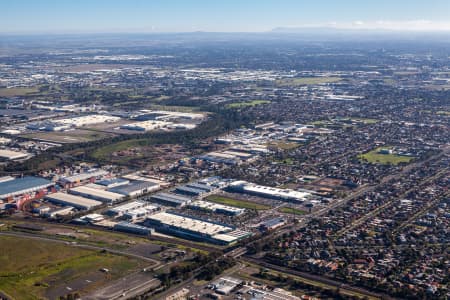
[69,185,124,204]
[228,181,312,203]
[108,180,160,197]
[45,192,102,210]
[145,212,251,245]
[0,176,53,201]
[149,192,192,207]
[189,200,245,216]
[114,222,154,235]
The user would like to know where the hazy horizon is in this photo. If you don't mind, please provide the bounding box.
[2,0,450,34]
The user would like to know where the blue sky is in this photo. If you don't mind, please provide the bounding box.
[2,0,450,33]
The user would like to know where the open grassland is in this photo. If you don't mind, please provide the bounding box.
[276,77,341,86]
[278,207,308,215]
[0,87,40,97]
[359,147,414,165]
[0,235,142,300]
[91,138,149,160]
[226,100,271,109]
[206,195,270,210]
[22,130,115,144]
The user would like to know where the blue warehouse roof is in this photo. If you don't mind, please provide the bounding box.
[0,176,53,198]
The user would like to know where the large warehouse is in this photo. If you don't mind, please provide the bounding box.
[228,180,312,203]
[69,185,124,204]
[149,192,192,207]
[189,200,245,216]
[59,169,109,188]
[46,192,102,210]
[0,149,29,161]
[145,212,251,245]
[108,180,160,197]
[0,176,53,201]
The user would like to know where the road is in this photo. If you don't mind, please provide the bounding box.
[243,257,389,300]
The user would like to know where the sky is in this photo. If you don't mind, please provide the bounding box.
[2,0,450,34]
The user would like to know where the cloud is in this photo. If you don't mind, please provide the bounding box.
[335,20,450,31]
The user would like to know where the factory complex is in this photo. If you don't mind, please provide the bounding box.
[0,171,315,245]
[145,212,251,245]
[188,200,245,216]
[46,192,102,210]
[228,180,313,203]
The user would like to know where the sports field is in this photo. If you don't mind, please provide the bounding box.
[359,147,414,165]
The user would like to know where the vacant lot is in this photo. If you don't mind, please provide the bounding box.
[276,77,341,86]
[0,235,143,300]
[206,195,270,210]
[359,147,414,165]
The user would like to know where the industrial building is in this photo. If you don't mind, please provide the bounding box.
[114,221,154,235]
[120,120,172,132]
[173,185,208,197]
[45,206,74,218]
[55,114,121,127]
[132,110,205,122]
[189,200,245,216]
[69,185,124,204]
[59,169,109,188]
[45,192,102,210]
[199,152,242,165]
[260,217,286,231]
[105,200,149,217]
[74,213,105,224]
[149,192,192,207]
[145,212,251,245]
[0,149,29,161]
[96,178,130,189]
[0,176,53,201]
[122,204,160,221]
[108,180,160,197]
[228,181,312,203]
[211,277,243,295]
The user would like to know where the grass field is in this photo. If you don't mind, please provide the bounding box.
[359,147,414,165]
[276,77,341,86]
[278,207,308,215]
[0,235,142,300]
[0,87,40,97]
[91,138,149,160]
[226,100,271,109]
[205,195,270,210]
